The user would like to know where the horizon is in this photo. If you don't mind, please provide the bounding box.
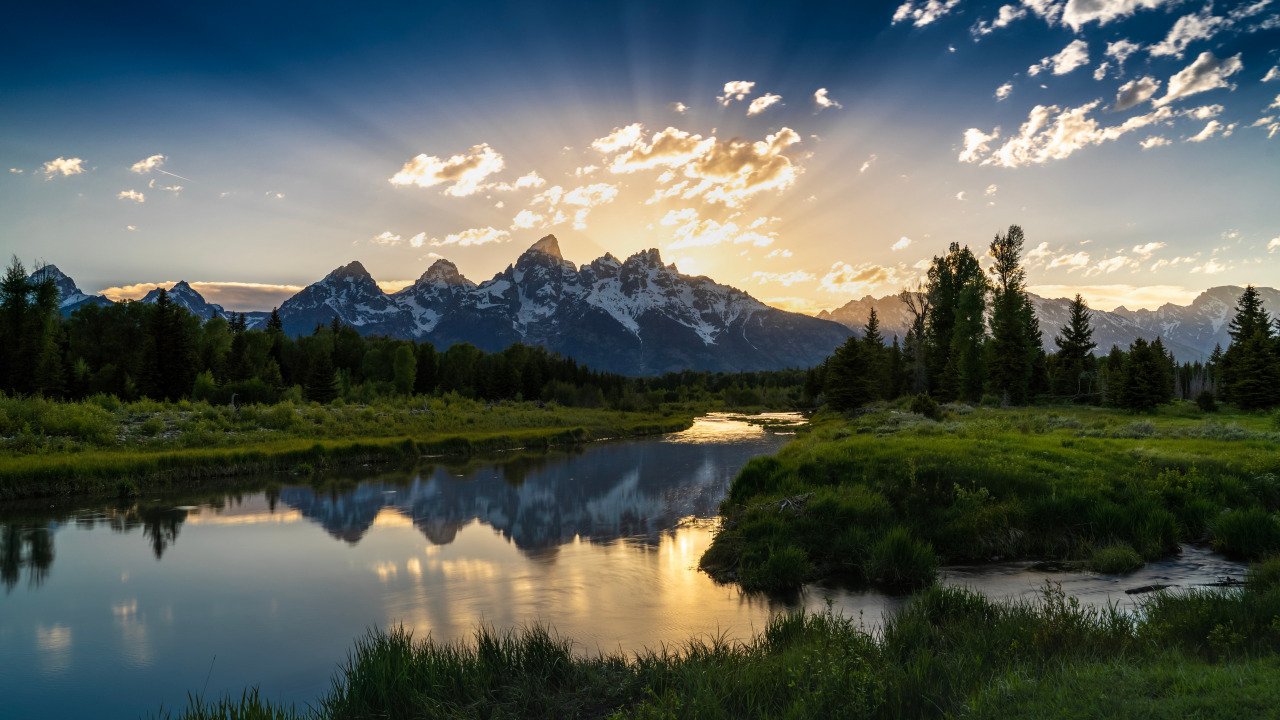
[4,1,1279,314]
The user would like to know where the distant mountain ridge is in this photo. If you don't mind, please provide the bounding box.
[818,286,1280,361]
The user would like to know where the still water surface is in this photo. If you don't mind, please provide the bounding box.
[0,414,1247,718]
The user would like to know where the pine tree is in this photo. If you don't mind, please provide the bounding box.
[267,308,283,333]
[415,342,439,395]
[1220,286,1279,409]
[824,337,873,412]
[393,344,417,396]
[987,225,1039,405]
[142,288,199,401]
[0,257,32,394]
[1052,294,1097,401]
[862,309,888,399]
[304,349,339,403]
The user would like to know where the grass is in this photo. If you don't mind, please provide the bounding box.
[0,394,696,500]
[701,402,1280,592]
[159,556,1280,720]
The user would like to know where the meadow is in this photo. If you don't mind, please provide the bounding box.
[0,394,695,500]
[701,401,1280,593]
[163,557,1280,719]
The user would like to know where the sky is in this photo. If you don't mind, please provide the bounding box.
[1,0,1278,313]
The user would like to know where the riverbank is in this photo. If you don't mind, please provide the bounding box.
[701,402,1280,593]
[0,395,696,500]
[164,557,1280,719]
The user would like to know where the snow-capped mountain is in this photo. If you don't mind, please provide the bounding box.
[819,286,1280,361]
[275,235,852,374]
[27,265,112,315]
[140,280,228,320]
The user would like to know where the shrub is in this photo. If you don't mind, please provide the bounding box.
[1247,556,1280,593]
[866,527,938,593]
[909,393,942,421]
[1196,390,1218,412]
[743,545,811,592]
[1089,543,1144,574]
[1210,508,1280,560]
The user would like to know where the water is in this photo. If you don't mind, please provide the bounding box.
[0,414,1248,718]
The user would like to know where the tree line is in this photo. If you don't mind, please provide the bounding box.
[0,258,804,409]
[811,225,1280,412]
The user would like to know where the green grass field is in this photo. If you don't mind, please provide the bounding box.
[701,401,1280,592]
[0,394,695,500]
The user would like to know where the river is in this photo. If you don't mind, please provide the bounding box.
[0,413,1247,718]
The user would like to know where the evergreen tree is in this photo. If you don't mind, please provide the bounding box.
[414,342,439,395]
[393,344,416,395]
[1220,286,1279,409]
[887,336,905,399]
[142,288,199,401]
[823,337,873,412]
[1052,294,1097,400]
[0,257,33,394]
[986,225,1039,404]
[304,349,339,403]
[266,308,283,333]
[1117,339,1166,411]
[862,308,888,399]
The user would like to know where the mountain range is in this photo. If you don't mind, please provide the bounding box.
[819,285,1280,362]
[31,237,1277,372]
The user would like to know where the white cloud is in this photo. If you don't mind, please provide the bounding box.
[985,183,998,196]
[1270,94,1280,110]
[1059,0,1174,31]
[665,212,777,250]
[117,189,145,203]
[959,127,1000,163]
[1191,258,1227,274]
[747,93,782,116]
[574,165,599,177]
[1140,135,1172,149]
[766,248,794,259]
[126,224,137,232]
[429,226,511,247]
[961,101,1186,167]
[388,143,506,197]
[1113,76,1161,110]
[266,191,285,199]
[1106,38,1143,66]
[860,154,877,173]
[1029,39,1090,77]
[1093,62,1110,81]
[7,167,22,174]
[670,101,690,113]
[1086,254,1135,275]
[891,236,913,251]
[1186,119,1233,142]
[1154,52,1244,107]
[1264,67,1280,82]
[1150,8,1227,58]
[749,270,816,286]
[1268,237,1280,252]
[514,171,545,189]
[41,157,85,178]
[591,123,645,153]
[814,88,843,110]
[972,4,1028,35]
[995,82,1014,101]
[892,0,961,27]
[409,232,427,248]
[1048,251,1091,270]
[370,231,402,246]
[955,191,967,200]
[511,209,544,230]
[1185,104,1223,120]
[130,154,166,174]
[717,81,756,106]
[1131,241,1165,258]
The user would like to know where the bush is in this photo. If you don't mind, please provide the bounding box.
[866,527,938,593]
[743,544,811,592]
[1196,390,1218,412]
[909,393,942,421]
[1247,555,1280,593]
[1089,543,1144,574]
[1210,508,1280,560]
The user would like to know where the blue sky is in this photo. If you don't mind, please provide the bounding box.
[2,0,1278,312]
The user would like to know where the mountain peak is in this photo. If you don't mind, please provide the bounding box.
[418,259,470,286]
[326,260,373,282]
[525,234,563,259]
[172,280,194,292]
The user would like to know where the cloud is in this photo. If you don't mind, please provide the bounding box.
[972,4,1028,35]
[1186,119,1234,142]
[1105,38,1143,67]
[1265,67,1280,82]
[596,124,802,207]
[429,226,511,247]
[860,154,877,173]
[1154,52,1243,107]
[1150,8,1227,58]
[985,183,999,196]
[1029,39,1090,77]
[1191,258,1227,274]
[528,182,619,230]
[41,157,85,178]
[1093,62,1110,81]
[767,248,794,259]
[1059,0,1174,31]
[7,167,22,174]
[813,88,843,110]
[1113,76,1161,111]
[1270,94,1280,110]
[370,231,402,246]
[591,123,645,153]
[125,225,137,231]
[955,191,967,200]
[960,101,1189,167]
[1140,135,1172,148]
[717,81,756,106]
[1048,251,1091,270]
[266,191,285,199]
[749,270,816,286]
[747,93,782,116]
[511,209,544,230]
[514,171,545,189]
[1028,283,1198,310]
[117,189,145,203]
[1131,241,1165,258]
[102,281,305,311]
[1269,237,1280,252]
[892,0,961,27]
[130,154,166,174]
[891,236,913,251]
[408,232,427,248]
[670,102,690,113]
[662,210,777,250]
[819,261,908,296]
[388,143,506,197]
[995,82,1014,101]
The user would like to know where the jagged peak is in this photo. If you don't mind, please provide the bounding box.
[524,234,563,259]
[171,280,194,292]
[623,248,665,269]
[31,263,69,280]
[417,258,471,286]
[325,260,374,282]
